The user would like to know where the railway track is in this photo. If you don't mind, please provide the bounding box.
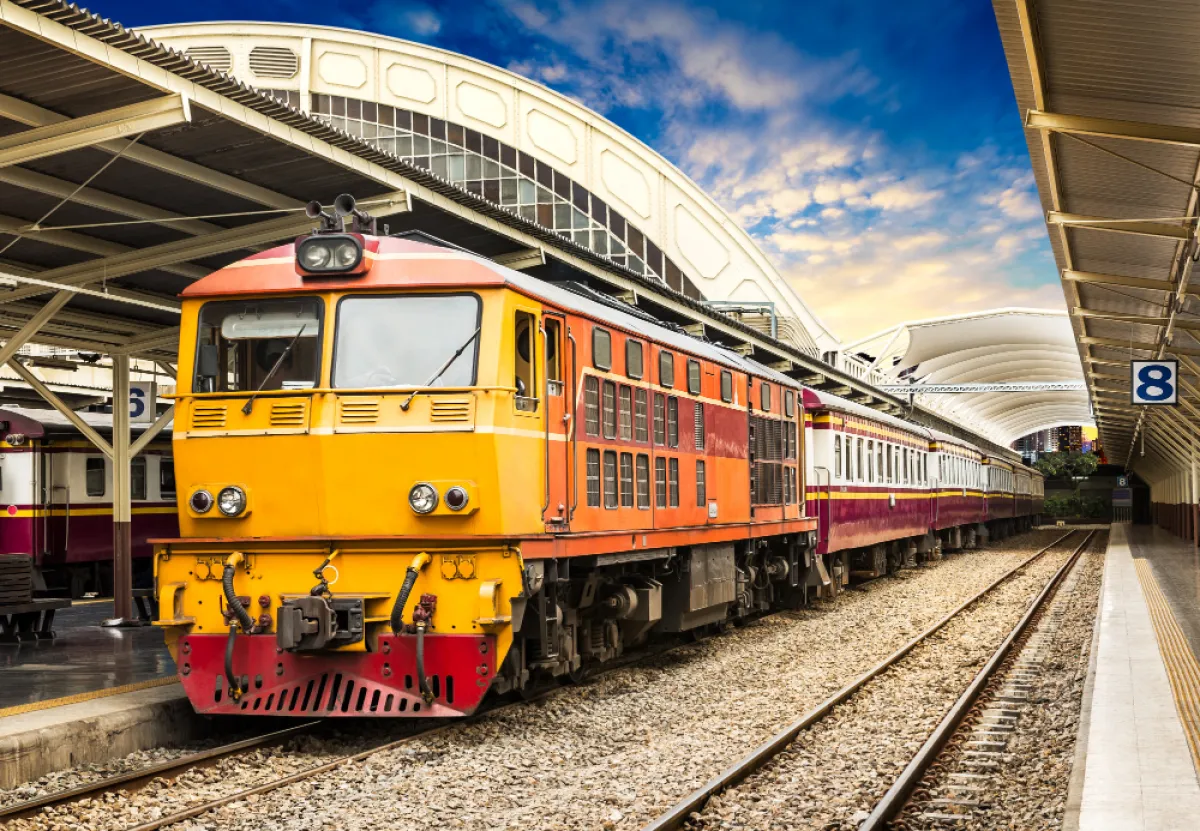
[4,530,1081,831]
[640,528,1095,831]
[868,530,1101,830]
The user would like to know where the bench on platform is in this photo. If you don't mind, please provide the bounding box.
[0,598,71,644]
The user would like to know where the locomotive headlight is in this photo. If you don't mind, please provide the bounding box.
[296,235,362,273]
[189,489,214,514]
[298,242,331,270]
[444,486,469,511]
[409,483,438,514]
[217,486,247,517]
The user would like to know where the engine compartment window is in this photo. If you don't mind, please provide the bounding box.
[194,298,322,393]
[333,294,480,389]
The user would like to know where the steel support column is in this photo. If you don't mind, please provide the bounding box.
[109,354,133,624]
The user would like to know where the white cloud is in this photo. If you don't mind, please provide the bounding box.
[403,7,442,36]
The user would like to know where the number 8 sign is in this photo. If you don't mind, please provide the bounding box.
[1131,360,1178,405]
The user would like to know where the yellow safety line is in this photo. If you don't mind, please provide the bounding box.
[0,675,179,719]
[72,598,113,605]
[1134,558,1200,777]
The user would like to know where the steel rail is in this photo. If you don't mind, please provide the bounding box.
[639,528,1086,831]
[0,721,320,822]
[859,528,1098,830]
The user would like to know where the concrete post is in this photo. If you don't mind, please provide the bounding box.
[1192,441,1198,546]
[111,354,133,623]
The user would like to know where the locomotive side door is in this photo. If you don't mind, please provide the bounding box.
[542,314,570,529]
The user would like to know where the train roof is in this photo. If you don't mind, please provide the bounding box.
[187,238,801,388]
[802,387,933,440]
[0,407,173,439]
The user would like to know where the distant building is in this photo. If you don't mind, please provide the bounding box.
[1056,425,1084,453]
[1012,428,1058,464]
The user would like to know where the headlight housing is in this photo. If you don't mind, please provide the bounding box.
[296,234,363,273]
[217,486,247,517]
[189,490,213,514]
[409,483,438,514]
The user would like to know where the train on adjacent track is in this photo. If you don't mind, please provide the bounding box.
[0,407,176,596]
[152,197,1044,718]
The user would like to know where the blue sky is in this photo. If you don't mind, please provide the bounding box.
[108,0,1061,341]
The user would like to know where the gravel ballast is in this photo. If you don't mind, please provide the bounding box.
[6,530,1082,831]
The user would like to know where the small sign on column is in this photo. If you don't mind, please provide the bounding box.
[129,382,157,422]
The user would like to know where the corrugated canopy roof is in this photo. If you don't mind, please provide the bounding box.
[0,0,895,406]
[994,0,1200,478]
[849,308,1092,446]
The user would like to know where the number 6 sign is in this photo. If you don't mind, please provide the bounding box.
[1131,360,1178,405]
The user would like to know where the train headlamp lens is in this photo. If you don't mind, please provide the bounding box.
[444,486,469,511]
[332,241,359,267]
[299,243,331,269]
[190,490,214,514]
[217,486,247,517]
[297,236,362,272]
[409,483,438,514]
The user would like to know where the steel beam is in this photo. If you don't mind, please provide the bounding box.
[876,381,1086,393]
[1079,335,1200,357]
[0,95,191,169]
[0,93,298,210]
[112,327,180,356]
[0,215,208,282]
[1047,212,1193,240]
[0,167,224,237]
[6,359,113,457]
[130,404,174,458]
[1026,110,1200,148]
[1063,270,1186,295]
[0,291,72,367]
[0,200,405,305]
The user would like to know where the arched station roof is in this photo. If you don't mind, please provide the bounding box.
[846,308,1093,446]
[137,21,839,356]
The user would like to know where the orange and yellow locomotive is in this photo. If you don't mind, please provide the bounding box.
[154,197,818,717]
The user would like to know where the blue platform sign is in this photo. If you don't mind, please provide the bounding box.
[1131,360,1178,405]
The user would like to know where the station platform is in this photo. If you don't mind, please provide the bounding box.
[0,599,193,788]
[0,598,175,713]
[1072,524,1200,830]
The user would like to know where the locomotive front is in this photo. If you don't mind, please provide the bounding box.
[155,200,537,716]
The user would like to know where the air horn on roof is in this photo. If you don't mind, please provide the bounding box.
[304,194,376,235]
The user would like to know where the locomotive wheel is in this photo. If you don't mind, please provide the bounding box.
[567,663,592,685]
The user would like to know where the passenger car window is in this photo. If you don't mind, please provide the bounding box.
[85,457,105,497]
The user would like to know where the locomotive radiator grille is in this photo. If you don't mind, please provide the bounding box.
[269,401,308,427]
[430,398,472,423]
[191,404,227,429]
[338,398,380,424]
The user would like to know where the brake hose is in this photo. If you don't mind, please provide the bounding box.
[389,552,431,633]
[222,553,253,701]
[416,622,434,704]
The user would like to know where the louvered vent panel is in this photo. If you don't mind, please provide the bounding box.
[192,404,227,429]
[184,46,232,73]
[270,402,307,427]
[339,399,380,424]
[249,46,299,79]
[430,399,471,423]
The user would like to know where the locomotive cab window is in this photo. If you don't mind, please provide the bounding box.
[195,297,322,393]
[513,311,538,411]
[333,294,480,389]
[593,328,612,371]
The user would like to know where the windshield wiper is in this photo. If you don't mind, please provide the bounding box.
[242,324,308,415]
[400,327,481,412]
